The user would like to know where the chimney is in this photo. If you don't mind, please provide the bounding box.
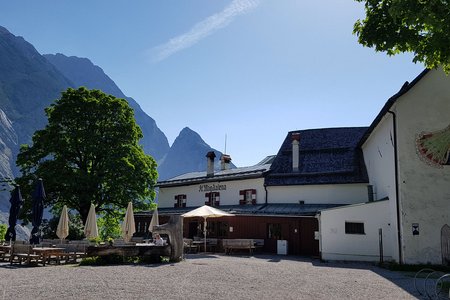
[292,133,300,172]
[206,151,216,177]
[220,154,232,170]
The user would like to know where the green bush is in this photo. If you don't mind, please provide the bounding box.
[80,255,139,266]
[0,223,7,241]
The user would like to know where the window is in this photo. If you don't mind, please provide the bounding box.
[239,189,256,205]
[208,221,228,238]
[174,194,186,208]
[267,223,282,239]
[345,222,365,234]
[205,192,220,206]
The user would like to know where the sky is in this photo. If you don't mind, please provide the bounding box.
[0,0,424,167]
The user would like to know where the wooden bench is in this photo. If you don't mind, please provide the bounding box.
[57,243,87,263]
[222,239,255,255]
[183,239,199,254]
[253,239,264,251]
[10,244,42,265]
[0,244,12,262]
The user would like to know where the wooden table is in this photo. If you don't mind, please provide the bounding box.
[0,245,12,252]
[0,245,12,261]
[32,247,65,266]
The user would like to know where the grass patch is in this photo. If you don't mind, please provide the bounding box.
[380,262,450,273]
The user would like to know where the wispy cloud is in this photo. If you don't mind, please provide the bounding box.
[150,0,260,62]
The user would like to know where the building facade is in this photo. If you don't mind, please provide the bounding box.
[319,68,450,264]
[136,68,449,264]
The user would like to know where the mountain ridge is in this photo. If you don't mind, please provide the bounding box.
[0,25,235,215]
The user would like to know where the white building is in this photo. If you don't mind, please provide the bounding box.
[319,68,450,264]
[139,68,449,264]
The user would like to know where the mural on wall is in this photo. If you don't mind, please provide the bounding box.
[416,124,450,168]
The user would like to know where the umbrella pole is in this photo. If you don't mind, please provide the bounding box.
[204,218,207,253]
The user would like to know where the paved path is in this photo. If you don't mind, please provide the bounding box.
[0,254,421,299]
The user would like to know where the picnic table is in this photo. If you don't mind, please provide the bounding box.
[32,247,66,266]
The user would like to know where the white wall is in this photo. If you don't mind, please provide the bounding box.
[158,177,266,208]
[267,184,368,205]
[361,114,399,262]
[394,69,450,264]
[320,200,394,262]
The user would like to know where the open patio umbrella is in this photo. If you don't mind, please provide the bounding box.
[148,207,159,234]
[122,202,136,242]
[182,205,234,252]
[56,205,70,241]
[5,186,23,242]
[84,204,98,239]
[30,179,45,244]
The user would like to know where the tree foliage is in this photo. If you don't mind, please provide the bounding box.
[354,0,450,72]
[0,223,6,241]
[16,87,158,224]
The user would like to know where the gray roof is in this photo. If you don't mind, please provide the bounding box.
[265,127,369,186]
[136,203,345,217]
[157,156,273,187]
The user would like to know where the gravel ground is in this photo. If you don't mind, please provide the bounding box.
[0,254,421,300]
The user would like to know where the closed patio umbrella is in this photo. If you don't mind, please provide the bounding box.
[122,202,136,242]
[30,179,45,244]
[5,186,23,242]
[84,204,98,239]
[148,207,159,233]
[182,205,234,252]
[56,205,69,241]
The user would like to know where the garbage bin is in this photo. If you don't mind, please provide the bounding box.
[277,240,288,255]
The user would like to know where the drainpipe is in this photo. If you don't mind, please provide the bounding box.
[264,184,268,205]
[388,110,403,264]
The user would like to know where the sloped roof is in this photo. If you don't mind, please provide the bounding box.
[135,203,345,217]
[265,127,369,186]
[156,157,273,187]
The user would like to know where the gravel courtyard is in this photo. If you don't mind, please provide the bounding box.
[0,254,420,300]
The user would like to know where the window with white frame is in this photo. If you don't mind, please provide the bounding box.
[174,194,186,208]
[205,192,220,207]
[239,189,256,205]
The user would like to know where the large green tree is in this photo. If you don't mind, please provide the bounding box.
[354,0,450,72]
[16,87,158,224]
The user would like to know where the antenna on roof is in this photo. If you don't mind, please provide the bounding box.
[224,134,227,154]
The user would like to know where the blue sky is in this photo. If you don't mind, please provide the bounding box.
[0,1,424,167]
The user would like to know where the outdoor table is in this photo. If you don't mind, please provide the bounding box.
[136,243,156,246]
[0,245,12,260]
[192,241,205,252]
[32,247,65,266]
[0,245,12,252]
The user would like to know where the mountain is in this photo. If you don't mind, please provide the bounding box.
[0,26,75,212]
[43,53,169,161]
[0,25,236,217]
[43,54,234,180]
[157,127,235,180]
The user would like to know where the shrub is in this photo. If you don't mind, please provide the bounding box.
[0,223,7,241]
